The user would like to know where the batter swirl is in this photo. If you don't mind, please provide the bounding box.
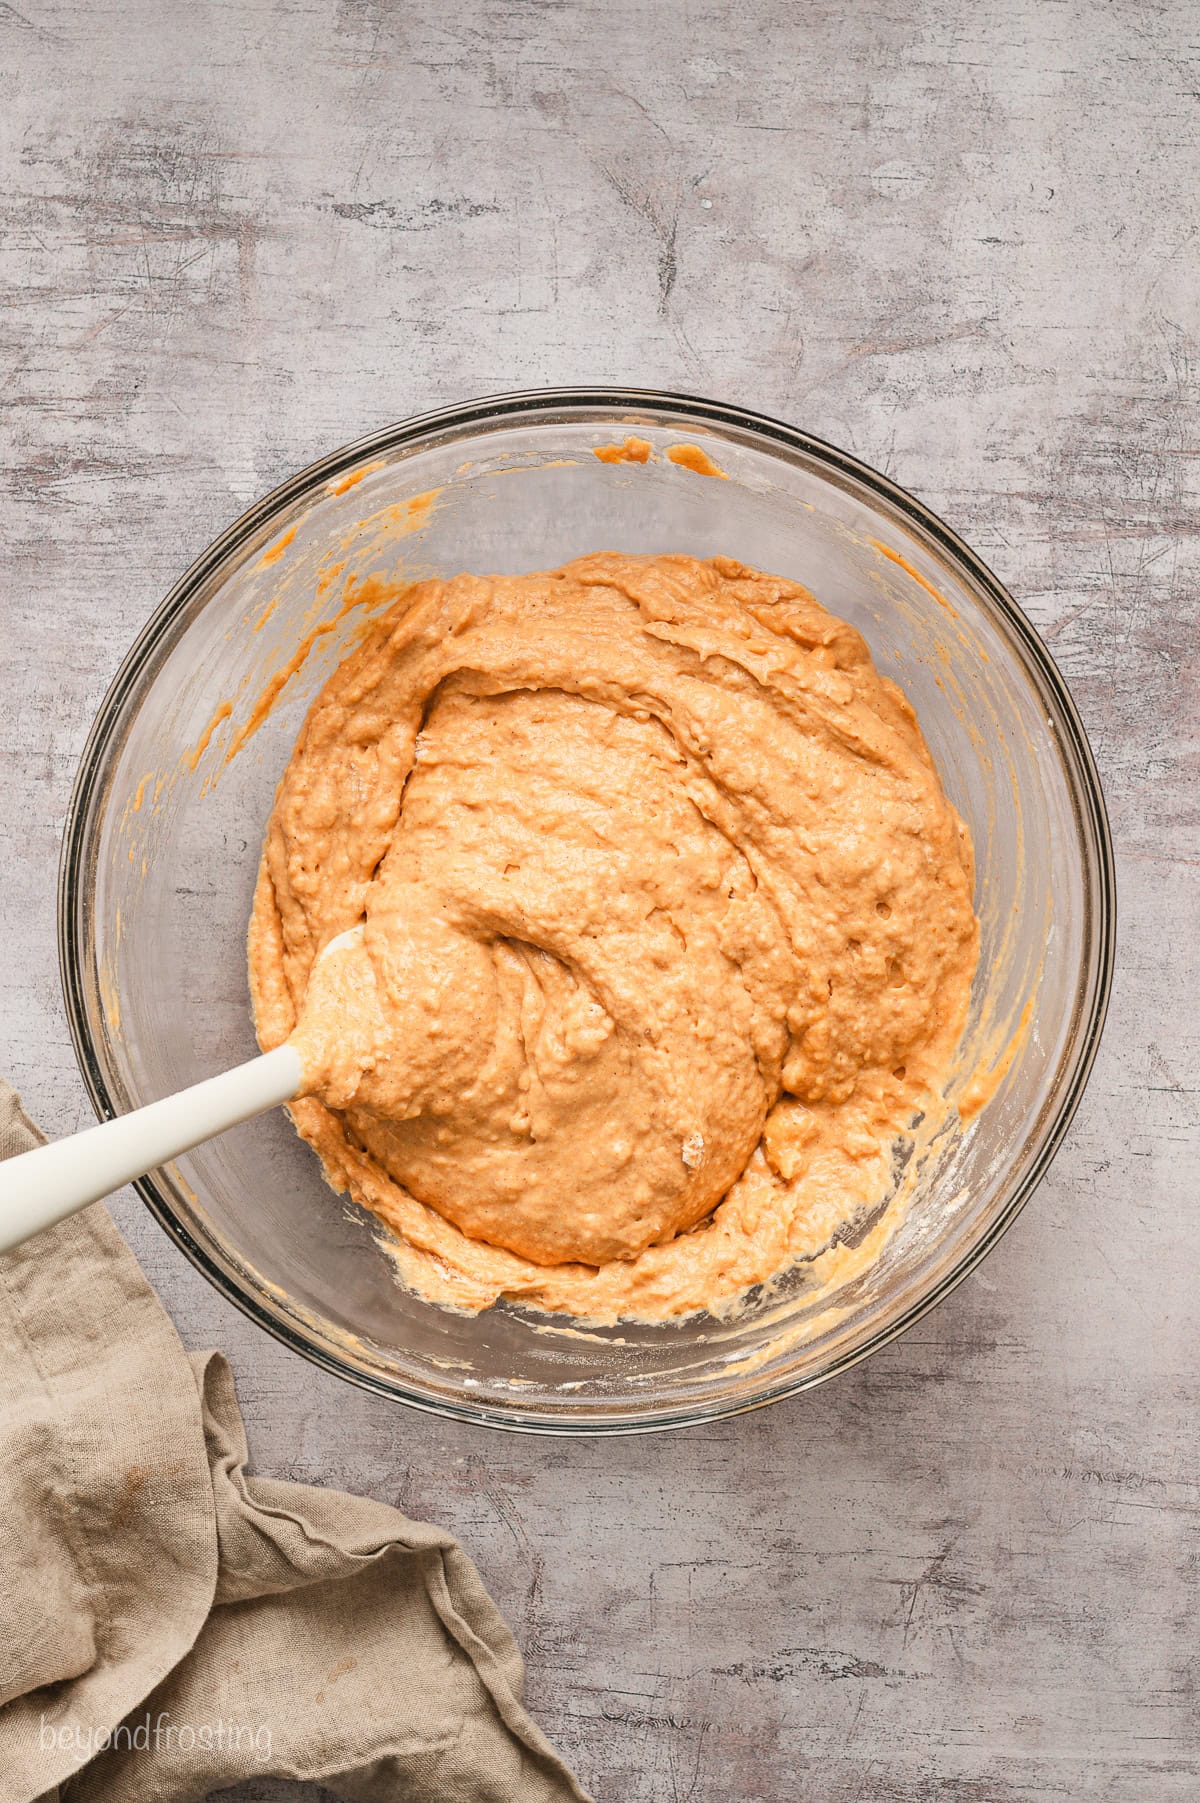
[249,554,978,1320]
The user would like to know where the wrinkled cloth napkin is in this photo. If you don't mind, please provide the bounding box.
[0,1081,590,1803]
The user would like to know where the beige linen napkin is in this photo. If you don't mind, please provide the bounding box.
[0,1080,590,1803]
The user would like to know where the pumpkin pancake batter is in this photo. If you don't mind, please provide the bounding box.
[249,553,979,1321]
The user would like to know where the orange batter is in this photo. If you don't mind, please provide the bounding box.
[249,554,978,1321]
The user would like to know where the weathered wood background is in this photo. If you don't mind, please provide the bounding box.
[3,2,1198,1798]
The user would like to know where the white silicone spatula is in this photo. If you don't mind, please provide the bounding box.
[0,927,362,1256]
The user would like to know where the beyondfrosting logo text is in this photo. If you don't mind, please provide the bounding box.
[39,1711,274,1760]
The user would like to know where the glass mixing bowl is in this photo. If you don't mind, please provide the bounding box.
[59,389,1114,1433]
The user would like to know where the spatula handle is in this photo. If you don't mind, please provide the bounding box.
[0,1044,303,1255]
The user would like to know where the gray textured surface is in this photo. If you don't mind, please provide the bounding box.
[3,2,1198,1799]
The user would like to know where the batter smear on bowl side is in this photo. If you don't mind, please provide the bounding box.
[248,554,979,1321]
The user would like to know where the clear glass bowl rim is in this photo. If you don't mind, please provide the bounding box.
[58,386,1117,1434]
